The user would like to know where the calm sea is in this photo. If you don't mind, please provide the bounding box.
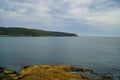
[0,37,120,79]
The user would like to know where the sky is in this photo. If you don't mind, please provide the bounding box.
[0,0,120,36]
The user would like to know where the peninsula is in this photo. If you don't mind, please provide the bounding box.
[0,27,77,37]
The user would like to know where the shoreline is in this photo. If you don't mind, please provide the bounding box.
[0,65,112,80]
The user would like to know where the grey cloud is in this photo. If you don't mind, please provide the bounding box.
[0,0,120,30]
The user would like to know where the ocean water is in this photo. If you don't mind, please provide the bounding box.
[0,37,120,79]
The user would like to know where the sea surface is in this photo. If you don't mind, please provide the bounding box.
[0,37,120,80]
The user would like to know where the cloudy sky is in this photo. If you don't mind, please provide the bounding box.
[0,0,120,36]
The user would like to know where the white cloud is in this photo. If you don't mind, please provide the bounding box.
[0,0,120,30]
[85,9,120,29]
[64,0,120,29]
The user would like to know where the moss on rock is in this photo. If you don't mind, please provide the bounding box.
[19,65,88,80]
[0,65,112,80]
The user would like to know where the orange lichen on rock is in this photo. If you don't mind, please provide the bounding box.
[0,65,112,80]
[19,65,88,80]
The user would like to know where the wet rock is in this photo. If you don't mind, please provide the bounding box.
[70,67,112,80]
[70,67,93,73]
[0,68,19,80]
[22,66,31,69]
[0,67,4,74]
[0,73,14,80]
[3,70,19,79]
[102,76,112,80]
[0,67,4,70]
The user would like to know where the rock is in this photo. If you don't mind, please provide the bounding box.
[19,65,88,80]
[0,67,4,74]
[70,67,93,73]
[0,67,4,70]
[0,69,19,80]
[8,74,18,80]
[0,73,14,80]
[0,65,113,80]
[3,70,15,74]
[102,76,112,80]
[22,66,31,69]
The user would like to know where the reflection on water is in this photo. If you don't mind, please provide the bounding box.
[0,37,120,79]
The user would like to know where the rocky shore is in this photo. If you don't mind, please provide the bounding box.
[0,65,112,80]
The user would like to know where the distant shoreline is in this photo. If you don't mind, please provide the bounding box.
[0,35,78,37]
[0,27,78,37]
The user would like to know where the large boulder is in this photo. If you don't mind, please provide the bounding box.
[19,65,88,80]
[0,65,112,80]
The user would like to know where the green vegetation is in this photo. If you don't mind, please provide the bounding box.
[0,27,77,36]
